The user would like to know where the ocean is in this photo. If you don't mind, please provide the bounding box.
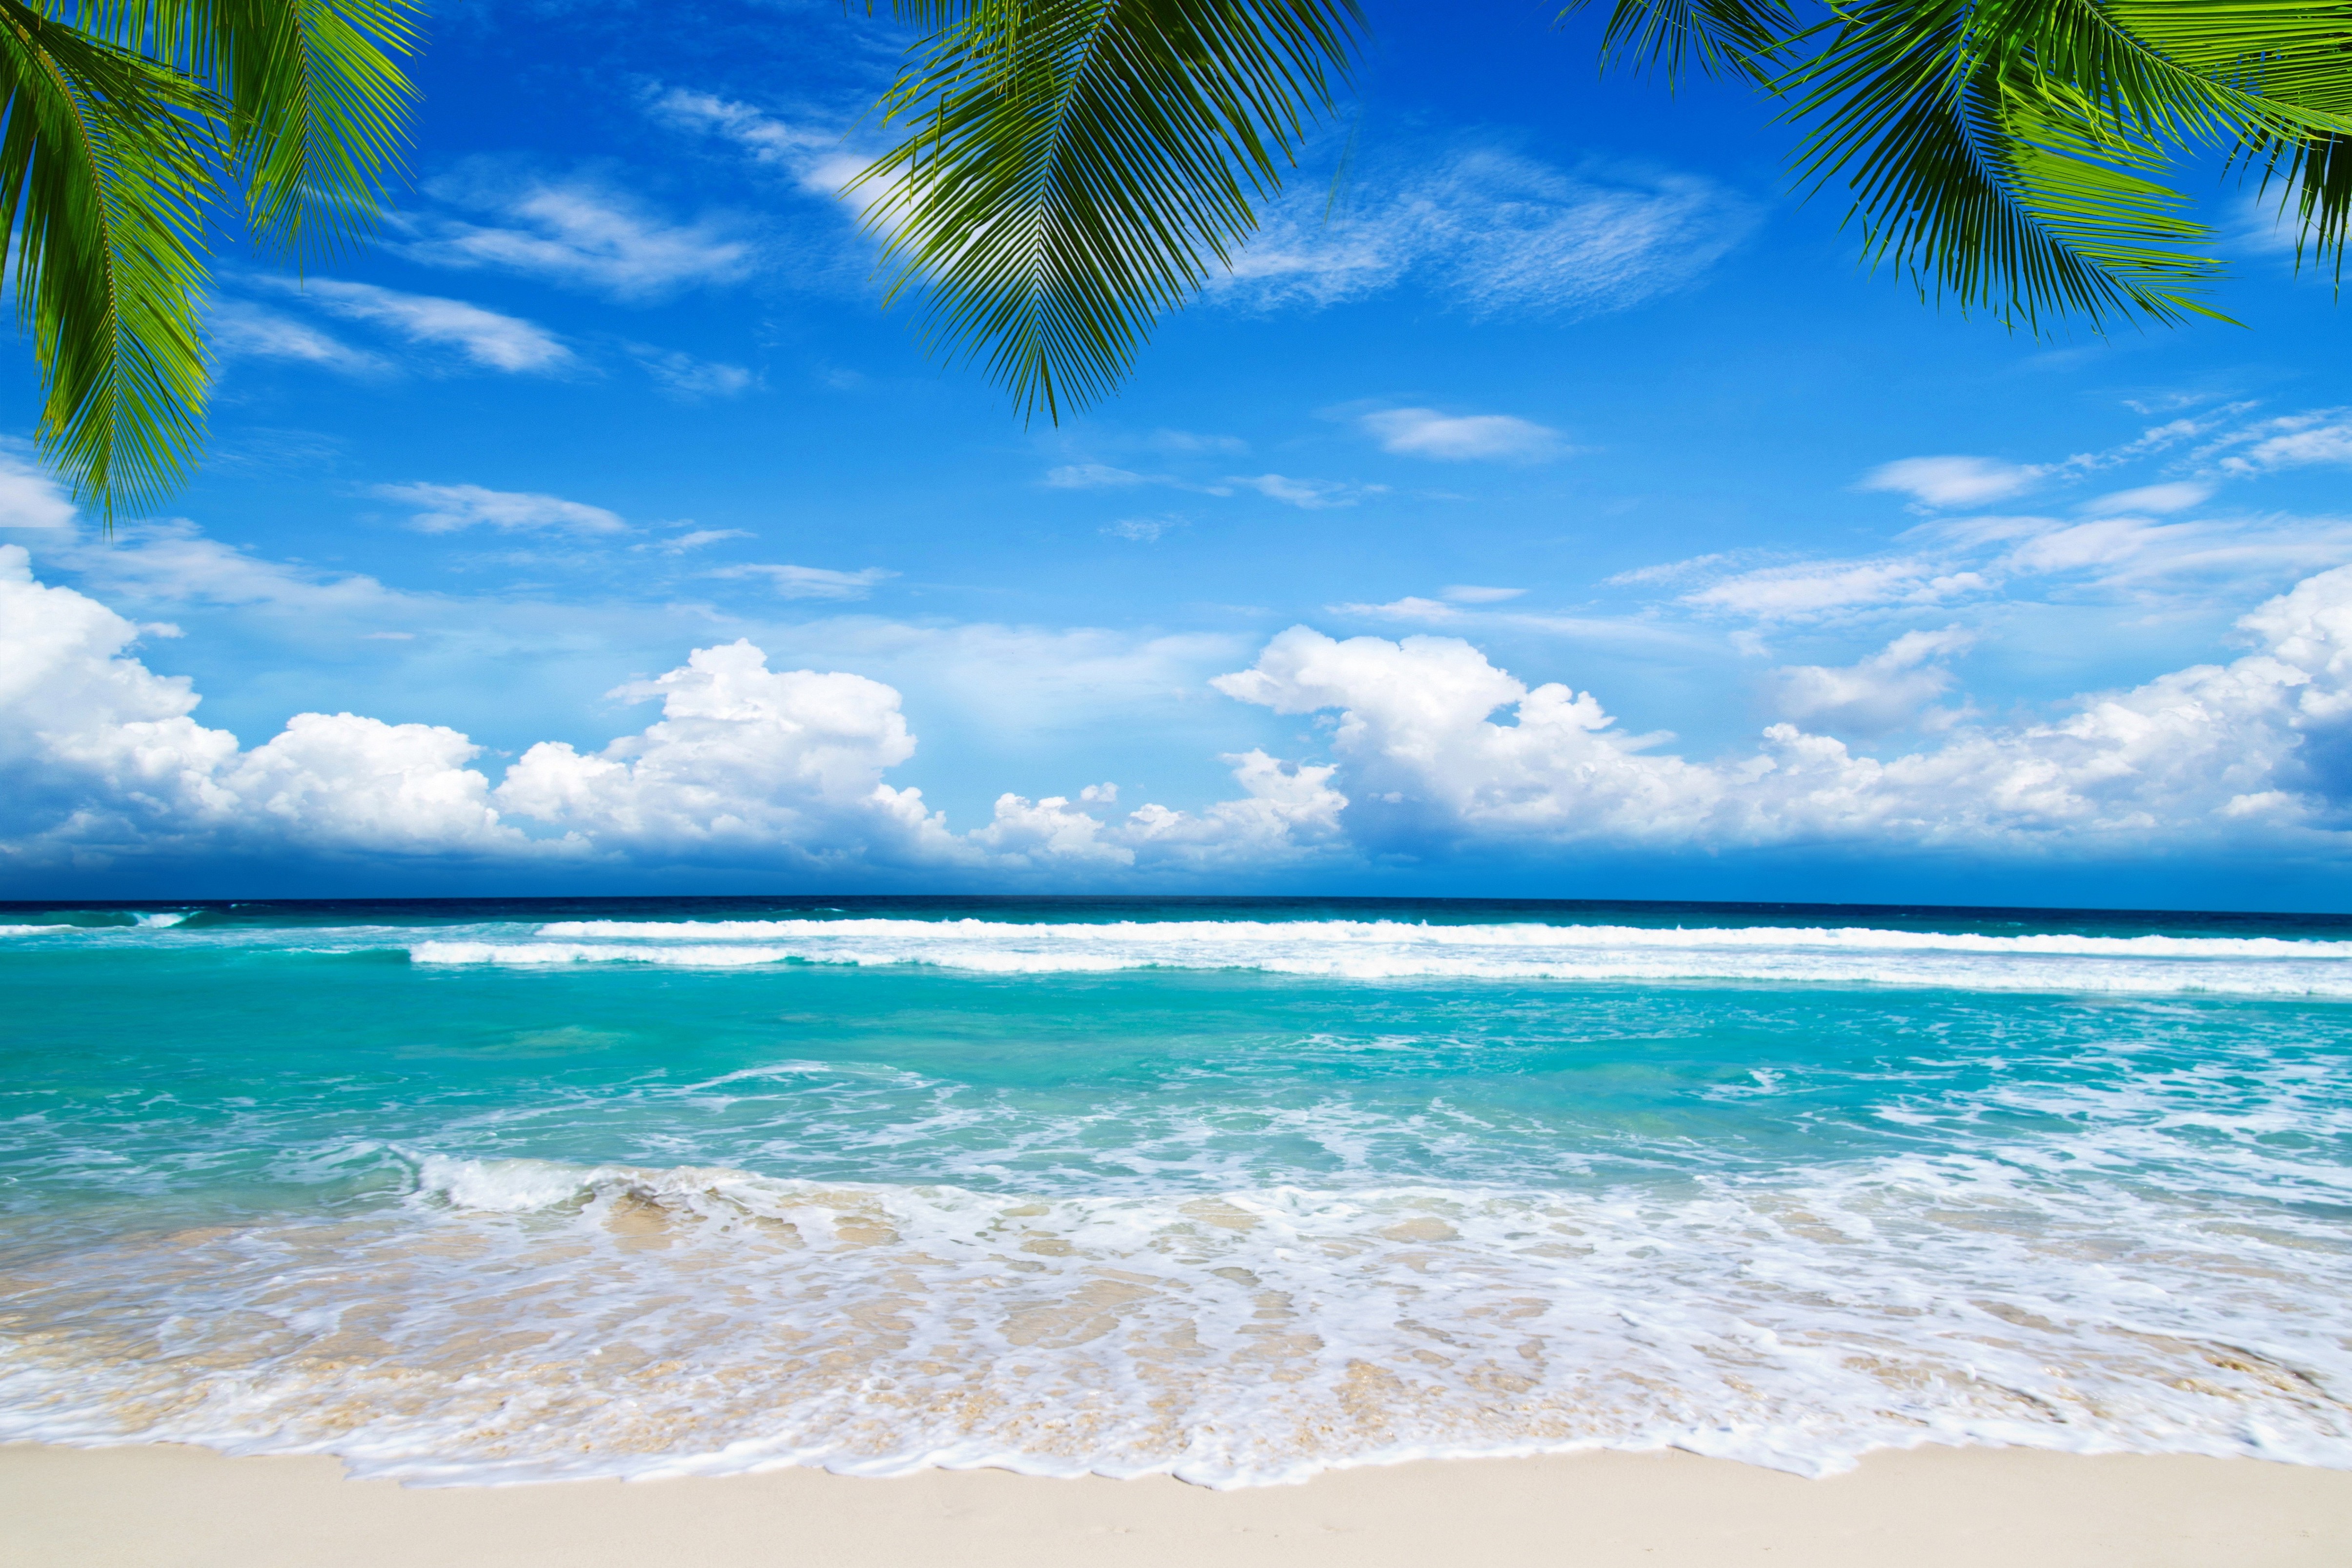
[1,896,2347,1487]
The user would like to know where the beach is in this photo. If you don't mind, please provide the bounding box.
[4,898,2351,1547]
[7,1441,2350,1567]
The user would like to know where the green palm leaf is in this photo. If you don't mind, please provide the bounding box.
[0,0,417,515]
[858,0,1367,421]
[1565,0,1797,88]
[2112,0,2352,279]
[89,0,422,261]
[0,0,215,515]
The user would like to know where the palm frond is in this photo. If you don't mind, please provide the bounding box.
[858,0,1366,421]
[66,0,420,263]
[2113,0,2352,281]
[1774,0,2287,329]
[1560,0,1797,89]
[0,0,213,514]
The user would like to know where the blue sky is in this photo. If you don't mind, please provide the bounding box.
[5,0,2352,907]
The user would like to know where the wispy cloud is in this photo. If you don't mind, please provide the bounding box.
[1044,462,1234,498]
[1441,585,1525,603]
[1860,455,2045,508]
[1213,150,1754,320]
[1359,407,1564,462]
[2081,481,2212,515]
[402,171,754,299]
[1682,559,1988,621]
[1046,463,1154,489]
[636,528,754,555]
[212,300,393,377]
[709,562,895,599]
[1227,473,1386,509]
[629,346,758,399]
[375,483,628,535]
[2210,409,2352,476]
[256,279,573,373]
[0,452,81,530]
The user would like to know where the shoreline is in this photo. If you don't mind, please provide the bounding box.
[6,1441,2347,1567]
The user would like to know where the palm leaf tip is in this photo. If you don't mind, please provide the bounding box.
[860,0,1368,421]
[1,0,217,517]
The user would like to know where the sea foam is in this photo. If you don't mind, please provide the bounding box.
[390,916,2352,997]
[1,1147,2345,1486]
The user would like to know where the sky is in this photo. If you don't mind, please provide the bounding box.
[5,0,2352,909]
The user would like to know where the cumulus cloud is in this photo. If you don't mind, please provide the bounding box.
[403,173,754,298]
[1217,151,1752,319]
[1765,628,1974,737]
[10,547,2352,874]
[1861,455,2045,508]
[1359,407,1564,462]
[375,483,628,535]
[256,279,573,373]
[1212,577,2352,853]
[0,546,518,862]
[495,641,948,863]
[0,550,1338,878]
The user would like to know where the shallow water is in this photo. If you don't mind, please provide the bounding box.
[1,896,2348,1485]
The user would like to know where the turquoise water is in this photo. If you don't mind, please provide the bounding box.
[1,896,2349,1484]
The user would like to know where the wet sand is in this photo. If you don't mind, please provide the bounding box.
[4,1441,2349,1567]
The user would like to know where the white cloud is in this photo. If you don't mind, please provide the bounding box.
[1682,559,1988,621]
[14,545,2352,874]
[1046,463,1153,489]
[1104,516,1179,542]
[2213,411,2352,476]
[1442,585,1525,604]
[709,563,895,600]
[1212,571,2352,853]
[1336,595,1466,622]
[1861,455,2045,508]
[263,279,573,373]
[638,528,753,555]
[1765,628,1974,737]
[1359,407,1563,462]
[648,88,833,170]
[1146,429,1248,455]
[52,522,420,622]
[374,483,628,536]
[495,640,948,863]
[0,545,518,860]
[1217,151,1752,319]
[0,551,1338,877]
[2083,481,2212,515]
[0,454,79,529]
[405,174,753,298]
[212,300,391,377]
[1228,473,1385,509]
[631,346,757,399]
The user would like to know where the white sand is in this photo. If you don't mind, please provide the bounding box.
[4,1442,2348,1567]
